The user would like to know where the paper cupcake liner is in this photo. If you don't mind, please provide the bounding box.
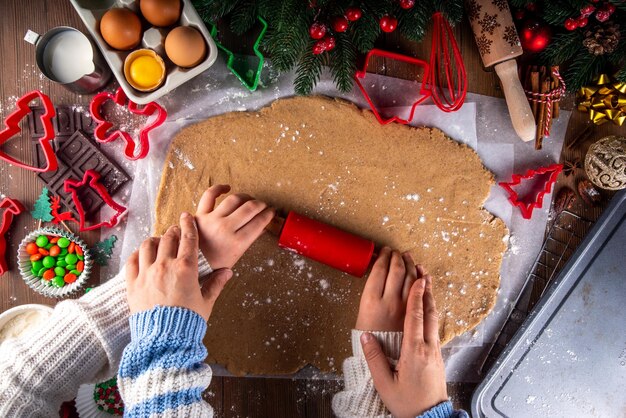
[17,227,92,299]
[76,383,123,418]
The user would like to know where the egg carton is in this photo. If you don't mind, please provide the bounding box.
[69,0,217,104]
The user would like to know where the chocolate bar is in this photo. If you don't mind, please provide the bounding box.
[29,106,130,217]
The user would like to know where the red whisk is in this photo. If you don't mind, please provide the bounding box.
[426,12,467,112]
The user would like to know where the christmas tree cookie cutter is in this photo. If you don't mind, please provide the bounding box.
[0,197,25,275]
[90,87,167,161]
[499,163,563,219]
[0,90,58,172]
[210,16,268,92]
[64,169,128,232]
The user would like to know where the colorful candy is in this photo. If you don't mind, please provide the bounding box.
[27,234,85,288]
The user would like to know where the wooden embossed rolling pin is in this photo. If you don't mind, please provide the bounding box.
[466,0,536,142]
[266,212,375,277]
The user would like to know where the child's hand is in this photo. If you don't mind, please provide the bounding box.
[355,248,421,332]
[361,275,448,418]
[195,184,275,270]
[126,212,233,321]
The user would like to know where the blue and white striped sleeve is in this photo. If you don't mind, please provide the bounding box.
[117,306,213,417]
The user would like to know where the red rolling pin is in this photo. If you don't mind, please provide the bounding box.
[267,211,375,277]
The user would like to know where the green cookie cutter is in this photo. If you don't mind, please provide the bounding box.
[210,16,268,92]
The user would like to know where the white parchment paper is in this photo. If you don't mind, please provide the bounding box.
[101,58,570,382]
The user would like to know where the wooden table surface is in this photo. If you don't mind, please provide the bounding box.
[0,1,623,416]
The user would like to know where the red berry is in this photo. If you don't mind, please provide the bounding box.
[345,7,362,21]
[309,22,326,40]
[564,17,578,30]
[595,10,610,22]
[580,4,595,16]
[312,40,326,55]
[323,35,336,51]
[399,0,415,9]
[514,9,526,20]
[379,15,398,33]
[331,16,349,32]
[577,16,588,27]
[606,3,616,14]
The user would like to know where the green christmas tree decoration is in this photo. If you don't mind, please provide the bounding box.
[92,235,118,266]
[31,187,54,222]
[192,0,464,95]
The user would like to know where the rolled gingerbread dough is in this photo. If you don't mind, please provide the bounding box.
[155,96,507,375]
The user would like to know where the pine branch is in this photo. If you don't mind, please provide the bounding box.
[539,31,584,66]
[398,1,432,42]
[350,12,380,53]
[192,0,240,22]
[435,0,464,25]
[541,0,578,25]
[509,0,533,8]
[329,32,357,92]
[564,53,605,92]
[295,44,326,95]
[260,0,309,72]
[616,67,626,84]
[229,0,258,35]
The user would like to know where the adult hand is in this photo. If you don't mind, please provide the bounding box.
[195,185,275,270]
[355,247,421,332]
[360,275,448,418]
[126,212,233,321]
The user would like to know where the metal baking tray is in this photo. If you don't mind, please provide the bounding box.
[472,189,626,417]
[69,0,217,104]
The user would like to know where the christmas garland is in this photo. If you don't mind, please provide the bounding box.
[192,0,464,94]
[511,0,625,92]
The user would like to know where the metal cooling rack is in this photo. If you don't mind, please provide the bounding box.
[479,210,594,374]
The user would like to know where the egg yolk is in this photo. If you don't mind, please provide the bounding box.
[129,55,163,88]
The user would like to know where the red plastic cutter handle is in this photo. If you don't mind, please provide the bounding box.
[278,211,375,277]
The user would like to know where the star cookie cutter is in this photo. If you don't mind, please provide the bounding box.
[354,49,432,125]
[499,163,563,219]
[0,91,58,172]
[89,87,167,161]
[64,170,128,231]
[0,197,25,275]
[210,16,268,92]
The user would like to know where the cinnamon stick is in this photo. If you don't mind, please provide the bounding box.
[536,69,550,150]
[530,69,540,118]
[551,65,560,120]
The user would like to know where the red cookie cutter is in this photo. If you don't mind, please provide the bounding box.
[0,197,25,275]
[64,170,128,231]
[499,163,563,219]
[355,49,431,125]
[90,87,167,161]
[0,91,58,172]
[355,12,467,125]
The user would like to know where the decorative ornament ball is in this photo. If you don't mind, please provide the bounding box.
[580,4,595,17]
[577,16,589,28]
[585,135,626,190]
[399,0,416,10]
[309,22,326,40]
[331,16,349,32]
[514,9,526,20]
[312,40,326,55]
[520,19,552,53]
[564,17,578,30]
[525,2,537,11]
[323,35,336,51]
[595,10,610,22]
[379,15,398,33]
[345,7,362,21]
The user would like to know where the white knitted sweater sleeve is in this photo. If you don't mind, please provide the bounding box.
[332,329,403,418]
[0,255,213,418]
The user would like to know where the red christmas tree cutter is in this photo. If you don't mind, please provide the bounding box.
[0,91,57,172]
[90,87,167,161]
[354,13,467,125]
[499,163,563,219]
[0,197,25,275]
[63,170,128,231]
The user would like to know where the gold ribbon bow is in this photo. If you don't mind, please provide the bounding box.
[577,74,626,126]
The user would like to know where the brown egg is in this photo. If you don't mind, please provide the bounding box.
[100,8,142,50]
[164,26,207,68]
[140,0,181,27]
